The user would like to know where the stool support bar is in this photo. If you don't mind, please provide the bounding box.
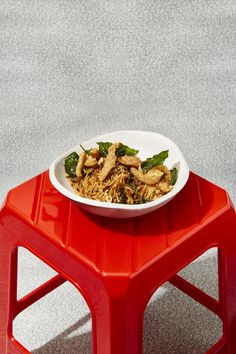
[15,274,66,317]
[169,274,221,317]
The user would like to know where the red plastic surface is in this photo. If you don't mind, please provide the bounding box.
[0,171,236,353]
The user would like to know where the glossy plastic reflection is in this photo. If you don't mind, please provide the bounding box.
[0,170,236,353]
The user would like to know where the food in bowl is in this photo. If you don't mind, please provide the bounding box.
[64,141,178,205]
[49,130,189,218]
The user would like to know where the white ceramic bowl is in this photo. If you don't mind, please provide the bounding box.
[49,130,189,218]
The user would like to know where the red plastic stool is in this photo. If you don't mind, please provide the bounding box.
[0,171,236,354]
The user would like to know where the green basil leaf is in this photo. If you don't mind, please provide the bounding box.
[141,150,169,171]
[80,144,91,155]
[116,143,139,156]
[171,167,178,185]
[64,152,79,177]
[97,142,113,157]
[119,186,127,204]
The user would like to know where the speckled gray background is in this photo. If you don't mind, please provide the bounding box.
[0,0,235,353]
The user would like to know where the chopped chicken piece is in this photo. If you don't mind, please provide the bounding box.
[130,167,163,186]
[98,157,104,166]
[90,148,100,160]
[84,155,97,167]
[158,178,172,193]
[156,165,171,183]
[76,151,86,178]
[144,186,157,199]
[119,156,141,167]
[99,143,119,182]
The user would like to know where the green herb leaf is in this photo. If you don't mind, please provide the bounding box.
[97,142,113,157]
[119,186,127,204]
[141,150,169,171]
[64,152,79,177]
[139,197,150,204]
[97,142,139,157]
[80,144,91,155]
[127,174,137,190]
[171,167,178,185]
[116,143,139,157]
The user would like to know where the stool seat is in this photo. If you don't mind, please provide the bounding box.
[0,170,236,353]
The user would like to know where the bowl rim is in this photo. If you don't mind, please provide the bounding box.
[49,130,189,211]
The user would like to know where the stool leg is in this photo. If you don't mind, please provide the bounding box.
[218,246,236,353]
[0,240,18,353]
[92,288,144,354]
[0,245,9,353]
